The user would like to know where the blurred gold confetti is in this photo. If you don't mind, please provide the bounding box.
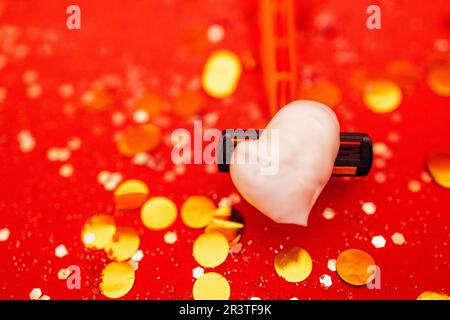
[427,59,450,97]
[81,85,113,112]
[141,196,177,230]
[0,227,10,242]
[417,291,450,300]
[202,49,242,98]
[385,59,420,92]
[391,232,406,245]
[114,179,149,210]
[100,262,135,299]
[193,232,229,268]
[104,227,140,262]
[336,249,376,286]
[298,80,342,108]
[181,196,216,228]
[322,207,336,220]
[134,92,166,117]
[408,180,421,192]
[363,80,402,113]
[116,124,162,156]
[173,90,205,118]
[192,272,230,300]
[81,215,116,250]
[274,247,313,283]
[426,152,450,189]
[205,207,244,244]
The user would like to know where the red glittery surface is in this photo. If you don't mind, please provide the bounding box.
[0,0,449,300]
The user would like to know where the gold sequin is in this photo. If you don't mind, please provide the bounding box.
[173,90,205,118]
[336,248,376,286]
[363,80,402,113]
[193,232,229,268]
[81,215,116,250]
[298,80,342,108]
[141,196,177,230]
[193,272,230,300]
[114,179,149,210]
[427,60,450,97]
[104,227,140,262]
[202,49,242,98]
[181,196,216,228]
[100,262,135,299]
[417,291,450,300]
[116,124,162,156]
[205,207,244,244]
[274,247,312,283]
[426,152,450,189]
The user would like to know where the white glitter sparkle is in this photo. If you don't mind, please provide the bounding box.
[132,249,144,262]
[164,231,177,244]
[290,297,299,300]
[250,297,261,300]
[362,202,376,215]
[0,228,10,242]
[59,164,74,178]
[29,288,42,300]
[319,274,332,288]
[322,208,336,220]
[133,109,149,124]
[192,266,204,279]
[128,259,139,271]
[83,233,95,245]
[39,295,51,300]
[327,258,337,272]
[17,130,36,153]
[55,244,68,258]
[57,268,70,280]
[371,235,386,249]
[207,24,225,43]
[408,180,421,193]
[391,232,406,245]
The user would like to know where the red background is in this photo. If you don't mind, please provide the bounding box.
[0,0,449,299]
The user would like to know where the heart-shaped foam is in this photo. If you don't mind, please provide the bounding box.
[230,100,340,226]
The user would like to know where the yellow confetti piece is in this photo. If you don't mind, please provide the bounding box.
[336,248,376,286]
[201,49,242,98]
[193,272,230,300]
[363,80,402,113]
[427,60,450,97]
[298,80,342,108]
[141,196,177,230]
[173,90,205,118]
[205,207,244,244]
[116,124,162,157]
[114,179,149,210]
[193,232,229,268]
[426,152,450,189]
[100,262,135,299]
[104,227,140,262]
[81,215,116,250]
[274,247,312,283]
[417,291,450,300]
[181,196,216,228]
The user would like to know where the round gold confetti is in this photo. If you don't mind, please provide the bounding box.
[134,92,165,117]
[114,179,149,210]
[363,80,402,113]
[193,232,229,268]
[173,90,205,118]
[100,262,135,299]
[192,272,230,300]
[181,196,216,228]
[141,196,177,230]
[205,207,244,244]
[298,80,342,108]
[116,124,162,157]
[427,60,450,97]
[104,227,140,262]
[81,85,113,112]
[426,152,450,189]
[201,49,242,98]
[336,248,376,286]
[417,291,450,300]
[274,247,313,283]
[81,215,116,250]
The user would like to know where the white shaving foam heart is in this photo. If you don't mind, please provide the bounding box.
[230,100,340,226]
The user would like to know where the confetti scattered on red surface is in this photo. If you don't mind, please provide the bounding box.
[0,0,449,300]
